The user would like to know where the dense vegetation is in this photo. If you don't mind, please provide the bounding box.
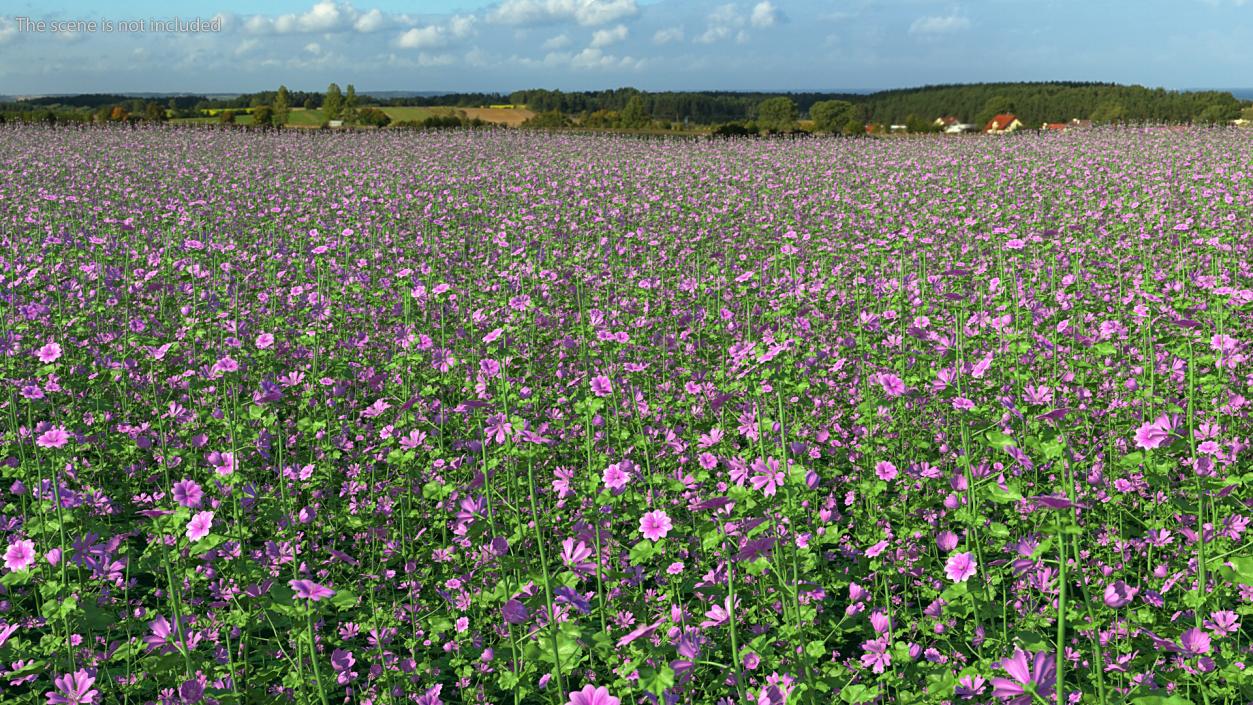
[4,82,1248,129]
[0,124,1250,705]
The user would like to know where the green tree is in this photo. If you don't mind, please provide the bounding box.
[842,116,865,136]
[521,110,572,129]
[303,96,317,111]
[619,95,651,129]
[1090,101,1125,124]
[756,97,797,133]
[1241,106,1253,121]
[809,100,853,133]
[357,107,391,127]
[1195,103,1235,125]
[324,83,344,120]
[905,113,935,133]
[218,109,236,125]
[344,84,358,122]
[252,105,274,127]
[273,85,291,126]
[975,95,1015,128]
[143,101,166,122]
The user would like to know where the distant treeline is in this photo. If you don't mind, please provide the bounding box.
[859,82,1244,126]
[506,88,868,123]
[2,82,1248,128]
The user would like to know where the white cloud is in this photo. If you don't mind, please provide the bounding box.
[750,1,779,28]
[696,4,744,43]
[489,0,639,27]
[543,33,572,49]
[449,15,477,38]
[653,26,683,44]
[395,25,446,49]
[354,9,387,32]
[908,14,971,34]
[244,1,418,35]
[590,23,628,48]
[304,42,322,54]
[0,18,18,45]
[569,46,640,69]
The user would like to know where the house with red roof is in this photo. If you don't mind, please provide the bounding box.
[984,114,1022,133]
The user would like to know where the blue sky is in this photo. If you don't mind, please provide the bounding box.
[1,0,1250,95]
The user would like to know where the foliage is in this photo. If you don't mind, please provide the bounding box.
[520,110,573,129]
[356,107,392,127]
[273,85,291,126]
[755,97,798,133]
[251,105,274,127]
[809,100,855,133]
[0,126,1249,705]
[619,95,651,129]
[324,83,344,121]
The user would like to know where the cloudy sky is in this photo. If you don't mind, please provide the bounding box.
[1,0,1250,95]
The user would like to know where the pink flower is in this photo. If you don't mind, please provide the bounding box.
[1205,610,1240,636]
[602,462,631,490]
[590,375,613,397]
[36,342,63,364]
[955,675,986,699]
[186,511,214,542]
[255,333,275,349]
[935,531,959,553]
[1211,334,1238,355]
[749,457,784,496]
[1102,580,1138,608]
[172,479,204,509]
[860,637,891,673]
[1181,627,1211,656]
[566,685,620,705]
[878,373,906,397]
[212,356,239,374]
[639,510,673,541]
[207,451,235,476]
[289,579,335,601]
[46,669,98,704]
[875,460,898,481]
[36,427,70,449]
[1134,418,1171,450]
[4,539,36,572]
[991,649,1056,704]
[944,552,977,582]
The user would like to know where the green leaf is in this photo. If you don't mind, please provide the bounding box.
[189,533,226,556]
[1131,697,1194,705]
[983,483,1023,503]
[628,541,657,565]
[1228,556,1253,585]
[330,590,358,611]
[1012,630,1050,651]
[985,430,1016,449]
[639,665,675,696]
[840,684,879,704]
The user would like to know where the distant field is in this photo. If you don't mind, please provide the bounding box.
[167,105,535,128]
[286,108,325,126]
[381,105,535,126]
[169,114,256,126]
[379,106,443,122]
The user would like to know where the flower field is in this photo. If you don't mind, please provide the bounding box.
[0,125,1251,705]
